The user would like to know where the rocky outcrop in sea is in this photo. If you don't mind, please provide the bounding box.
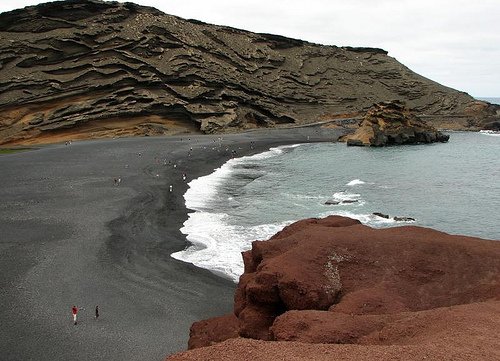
[341,100,450,146]
[168,215,500,360]
[0,0,499,145]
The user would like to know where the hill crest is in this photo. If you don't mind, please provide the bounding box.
[0,0,497,145]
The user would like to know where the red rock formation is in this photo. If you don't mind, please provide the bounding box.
[188,314,239,349]
[170,216,500,360]
[168,300,500,360]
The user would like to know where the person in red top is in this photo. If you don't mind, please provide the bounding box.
[72,306,78,325]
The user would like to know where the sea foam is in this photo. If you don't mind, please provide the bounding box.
[346,179,366,186]
[172,211,291,281]
[183,144,301,210]
[173,144,302,282]
[319,210,416,227]
[479,130,500,137]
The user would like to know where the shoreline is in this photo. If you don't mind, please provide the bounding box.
[0,127,346,361]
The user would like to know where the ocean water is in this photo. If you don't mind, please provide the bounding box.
[477,97,500,105]
[172,132,500,282]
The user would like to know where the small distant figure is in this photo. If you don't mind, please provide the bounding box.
[182,173,186,181]
[95,305,99,320]
[72,305,78,325]
[169,185,173,192]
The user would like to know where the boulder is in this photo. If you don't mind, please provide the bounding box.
[393,216,416,222]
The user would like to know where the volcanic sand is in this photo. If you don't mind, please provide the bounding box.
[0,127,344,361]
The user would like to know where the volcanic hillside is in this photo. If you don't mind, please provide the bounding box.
[0,0,497,145]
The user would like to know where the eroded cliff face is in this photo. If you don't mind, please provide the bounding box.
[341,100,450,146]
[171,216,500,361]
[1,0,497,145]
[235,216,500,342]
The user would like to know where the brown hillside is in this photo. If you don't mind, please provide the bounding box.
[1,0,498,145]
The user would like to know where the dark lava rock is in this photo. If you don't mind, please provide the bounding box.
[483,121,500,131]
[373,212,390,219]
[393,216,416,222]
[341,199,359,204]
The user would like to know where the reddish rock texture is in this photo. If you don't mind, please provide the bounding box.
[167,300,500,360]
[188,314,239,350]
[173,216,500,360]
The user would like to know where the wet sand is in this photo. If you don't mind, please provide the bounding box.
[0,127,345,361]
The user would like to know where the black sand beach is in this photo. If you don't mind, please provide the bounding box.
[0,127,345,361]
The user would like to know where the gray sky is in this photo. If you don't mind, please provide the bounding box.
[1,0,499,96]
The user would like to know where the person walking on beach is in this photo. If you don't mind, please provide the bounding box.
[95,305,99,320]
[72,305,78,325]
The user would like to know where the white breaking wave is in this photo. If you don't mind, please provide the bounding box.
[479,130,500,137]
[331,191,361,202]
[282,192,325,200]
[172,211,291,282]
[328,191,365,206]
[174,144,302,282]
[346,179,366,186]
[184,144,302,211]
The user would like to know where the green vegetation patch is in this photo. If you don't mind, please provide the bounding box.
[0,148,30,154]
